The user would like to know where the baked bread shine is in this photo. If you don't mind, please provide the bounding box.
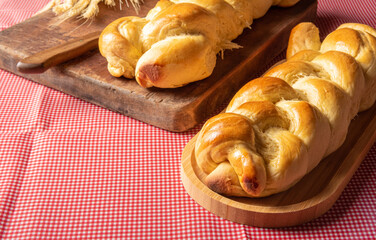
[194,22,376,197]
[99,0,300,88]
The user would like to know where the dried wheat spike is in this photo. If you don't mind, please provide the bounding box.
[38,0,142,20]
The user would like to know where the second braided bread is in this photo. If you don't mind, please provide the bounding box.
[99,0,300,88]
[194,22,376,197]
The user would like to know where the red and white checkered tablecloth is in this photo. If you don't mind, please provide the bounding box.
[0,0,375,239]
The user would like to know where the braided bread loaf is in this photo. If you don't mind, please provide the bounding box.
[98,0,300,88]
[194,22,376,197]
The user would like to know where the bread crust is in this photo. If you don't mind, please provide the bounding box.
[99,0,300,88]
[195,23,376,197]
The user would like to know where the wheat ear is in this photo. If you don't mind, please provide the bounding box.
[40,0,142,20]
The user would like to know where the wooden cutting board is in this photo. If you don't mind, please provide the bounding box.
[181,102,376,227]
[0,0,317,132]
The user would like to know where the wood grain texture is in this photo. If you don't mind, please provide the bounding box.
[17,31,101,74]
[181,103,376,227]
[0,0,317,132]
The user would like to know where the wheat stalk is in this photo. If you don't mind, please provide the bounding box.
[53,0,78,14]
[39,0,142,20]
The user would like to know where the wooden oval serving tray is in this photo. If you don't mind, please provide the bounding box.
[181,103,376,228]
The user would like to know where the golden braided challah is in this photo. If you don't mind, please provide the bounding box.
[98,0,300,88]
[194,22,376,197]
